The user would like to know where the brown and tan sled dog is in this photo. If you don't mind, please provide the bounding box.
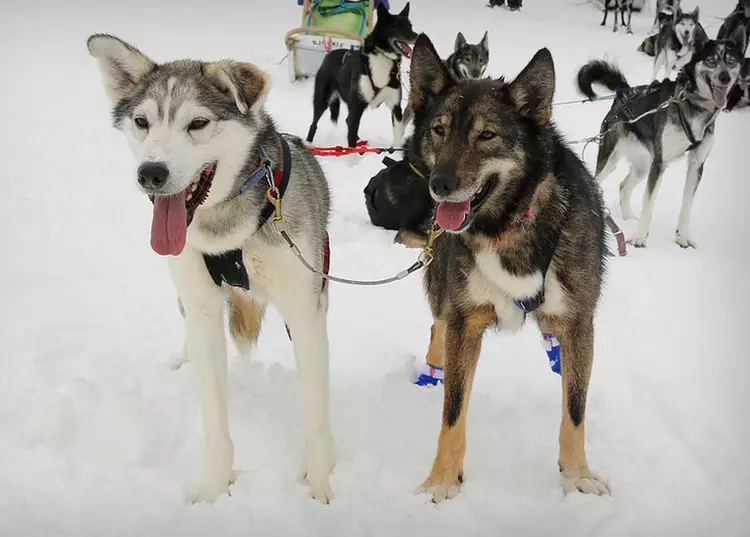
[408,33,611,502]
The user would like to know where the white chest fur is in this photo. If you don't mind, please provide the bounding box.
[468,250,567,331]
[358,53,398,106]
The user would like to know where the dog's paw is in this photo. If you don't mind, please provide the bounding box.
[189,470,237,505]
[627,235,648,248]
[299,434,335,504]
[675,233,696,249]
[418,478,462,504]
[561,470,611,496]
[168,350,189,371]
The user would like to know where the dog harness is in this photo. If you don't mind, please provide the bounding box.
[344,50,401,103]
[201,137,331,293]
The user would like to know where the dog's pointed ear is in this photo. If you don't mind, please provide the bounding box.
[409,33,452,114]
[204,60,270,115]
[377,2,390,19]
[691,6,699,21]
[729,23,747,52]
[675,6,683,18]
[479,31,489,52]
[399,2,410,17]
[454,32,467,52]
[87,34,156,104]
[693,23,709,53]
[507,48,555,128]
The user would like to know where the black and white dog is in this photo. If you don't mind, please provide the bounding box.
[445,31,490,81]
[601,0,634,34]
[306,3,417,148]
[727,58,750,111]
[652,7,702,81]
[578,24,746,248]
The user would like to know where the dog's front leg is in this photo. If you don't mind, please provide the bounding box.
[346,100,366,148]
[630,159,665,247]
[676,140,712,248]
[261,242,334,504]
[537,315,610,496]
[420,307,494,503]
[169,249,234,504]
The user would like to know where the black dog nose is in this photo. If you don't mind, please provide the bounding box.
[430,173,458,197]
[718,71,731,85]
[137,162,169,190]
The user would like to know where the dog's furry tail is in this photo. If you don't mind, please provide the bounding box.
[576,60,630,100]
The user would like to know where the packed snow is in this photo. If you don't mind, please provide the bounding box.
[2,0,749,535]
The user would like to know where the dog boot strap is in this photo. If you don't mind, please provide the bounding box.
[412,361,444,386]
[541,334,562,375]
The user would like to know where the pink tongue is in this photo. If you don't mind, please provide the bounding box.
[150,191,188,256]
[435,200,471,231]
[713,86,728,108]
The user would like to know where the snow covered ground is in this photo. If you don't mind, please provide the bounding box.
[2,0,749,535]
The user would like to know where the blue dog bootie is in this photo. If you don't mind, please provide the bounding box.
[541,334,562,375]
[412,361,444,386]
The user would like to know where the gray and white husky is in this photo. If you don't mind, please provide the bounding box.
[87,34,335,504]
[652,7,702,81]
[402,31,490,128]
[577,24,746,248]
[445,31,490,81]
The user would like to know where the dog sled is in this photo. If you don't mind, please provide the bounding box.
[285,0,379,82]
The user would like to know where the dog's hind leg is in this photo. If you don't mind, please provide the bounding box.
[626,3,633,33]
[537,314,610,496]
[256,241,334,504]
[618,166,646,220]
[594,134,619,185]
[307,77,333,143]
[676,141,712,248]
[420,306,495,503]
[228,288,266,359]
[630,158,665,247]
[169,249,234,504]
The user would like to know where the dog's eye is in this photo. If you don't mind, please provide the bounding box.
[134,116,149,129]
[478,130,497,141]
[726,56,738,66]
[705,55,718,66]
[188,118,210,131]
[433,125,446,136]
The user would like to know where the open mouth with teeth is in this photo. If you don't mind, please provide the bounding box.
[149,162,216,256]
[434,179,493,232]
[392,40,413,57]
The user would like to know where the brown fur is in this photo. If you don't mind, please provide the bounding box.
[408,34,610,502]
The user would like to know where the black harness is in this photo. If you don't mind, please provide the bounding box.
[201,137,292,290]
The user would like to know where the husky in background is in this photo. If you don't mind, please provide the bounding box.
[649,0,681,34]
[446,31,490,81]
[407,33,610,502]
[601,0,634,34]
[652,7,702,81]
[401,30,491,128]
[578,24,746,248]
[727,58,750,111]
[87,34,335,504]
[306,2,417,148]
